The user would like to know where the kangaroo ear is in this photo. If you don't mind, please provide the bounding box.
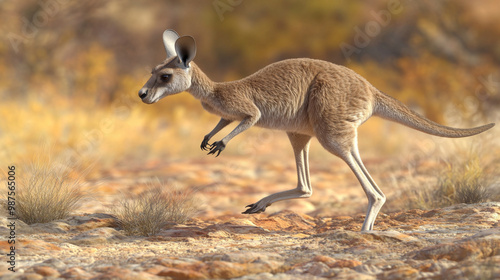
[163,29,180,58]
[175,36,196,68]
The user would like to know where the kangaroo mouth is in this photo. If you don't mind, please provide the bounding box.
[141,97,159,104]
[140,91,162,104]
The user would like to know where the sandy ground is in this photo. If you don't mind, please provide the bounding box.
[0,154,499,279]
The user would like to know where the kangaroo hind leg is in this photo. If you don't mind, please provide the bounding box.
[317,131,385,231]
[242,132,312,214]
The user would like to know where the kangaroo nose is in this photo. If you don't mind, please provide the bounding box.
[139,89,148,99]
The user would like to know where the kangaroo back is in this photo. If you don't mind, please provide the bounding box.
[373,91,495,138]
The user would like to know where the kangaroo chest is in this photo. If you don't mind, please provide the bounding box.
[200,101,242,121]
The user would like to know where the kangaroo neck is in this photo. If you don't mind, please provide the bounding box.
[187,62,217,100]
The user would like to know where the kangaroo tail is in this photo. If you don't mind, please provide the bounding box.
[373,90,495,138]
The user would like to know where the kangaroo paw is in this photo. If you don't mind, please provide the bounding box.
[207,141,225,157]
[200,135,211,151]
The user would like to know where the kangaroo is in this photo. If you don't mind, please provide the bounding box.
[139,30,495,231]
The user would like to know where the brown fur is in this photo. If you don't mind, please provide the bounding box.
[139,32,494,231]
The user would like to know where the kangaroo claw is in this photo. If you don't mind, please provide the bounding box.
[207,141,225,157]
[200,135,211,151]
[242,203,267,214]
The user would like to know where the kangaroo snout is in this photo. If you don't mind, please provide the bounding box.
[139,88,148,99]
[139,88,156,104]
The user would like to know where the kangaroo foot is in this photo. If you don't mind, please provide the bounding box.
[207,141,225,157]
[242,201,270,214]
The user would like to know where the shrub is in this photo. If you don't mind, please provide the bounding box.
[406,157,490,209]
[16,159,87,224]
[436,158,489,205]
[113,180,200,236]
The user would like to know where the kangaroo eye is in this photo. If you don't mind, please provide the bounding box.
[160,74,172,82]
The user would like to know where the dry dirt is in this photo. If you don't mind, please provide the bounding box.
[1,156,499,279]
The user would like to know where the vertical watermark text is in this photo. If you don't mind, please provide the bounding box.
[6,166,16,272]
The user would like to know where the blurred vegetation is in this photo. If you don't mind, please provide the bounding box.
[384,135,500,212]
[408,157,491,209]
[0,0,499,167]
[16,152,89,224]
[113,180,200,236]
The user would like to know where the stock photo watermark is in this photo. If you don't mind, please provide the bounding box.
[340,0,404,61]
[475,73,500,117]
[476,74,500,97]
[7,0,71,53]
[5,166,17,272]
[64,92,137,165]
[213,0,244,21]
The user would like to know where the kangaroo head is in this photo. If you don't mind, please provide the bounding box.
[139,30,197,104]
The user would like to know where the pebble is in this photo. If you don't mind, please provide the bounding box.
[33,266,60,277]
[69,227,126,245]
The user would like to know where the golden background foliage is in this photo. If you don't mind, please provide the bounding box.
[1,0,499,170]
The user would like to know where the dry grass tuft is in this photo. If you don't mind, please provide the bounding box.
[438,158,489,205]
[113,180,200,236]
[406,157,491,210]
[16,156,88,224]
[387,128,500,212]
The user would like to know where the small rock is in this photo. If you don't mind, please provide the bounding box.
[364,259,406,271]
[379,266,419,280]
[409,234,500,261]
[354,264,383,275]
[17,273,44,280]
[207,261,248,279]
[251,210,315,232]
[438,203,500,224]
[69,227,125,246]
[39,258,67,270]
[0,241,11,254]
[312,255,337,267]
[94,266,156,280]
[155,257,202,267]
[0,217,33,235]
[33,266,59,277]
[144,265,168,275]
[289,261,335,277]
[317,230,367,246]
[235,272,279,280]
[203,251,282,263]
[0,263,12,278]
[158,268,207,279]
[30,221,71,233]
[66,213,116,226]
[306,262,331,277]
[205,260,281,279]
[331,268,375,280]
[18,239,62,255]
[206,220,269,235]
[157,227,209,238]
[362,230,420,243]
[60,267,94,279]
[393,209,426,222]
[467,227,500,239]
[207,230,232,238]
[426,260,457,272]
[422,209,440,218]
[74,215,118,231]
[439,261,499,280]
[330,259,362,268]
